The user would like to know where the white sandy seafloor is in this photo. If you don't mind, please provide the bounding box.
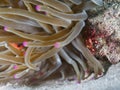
[0,63,120,90]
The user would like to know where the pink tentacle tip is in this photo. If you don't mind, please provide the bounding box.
[13,74,18,79]
[13,65,18,70]
[23,51,26,56]
[23,41,28,47]
[54,42,60,48]
[3,26,8,31]
[44,11,47,15]
[76,80,81,84]
[85,70,89,75]
[35,5,41,11]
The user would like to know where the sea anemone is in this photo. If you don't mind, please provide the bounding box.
[0,0,104,85]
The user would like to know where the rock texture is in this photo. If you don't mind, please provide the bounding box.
[85,2,120,64]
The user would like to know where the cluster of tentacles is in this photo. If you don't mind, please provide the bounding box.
[0,0,104,85]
